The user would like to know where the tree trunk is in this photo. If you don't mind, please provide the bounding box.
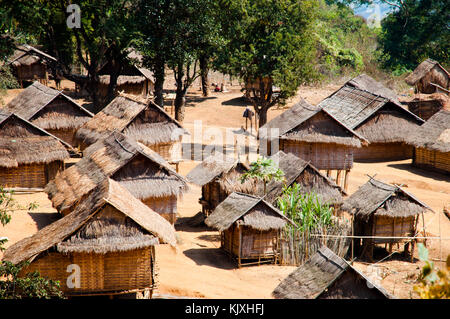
[105,58,122,107]
[199,55,209,97]
[153,60,165,108]
[257,106,268,128]
[174,85,186,122]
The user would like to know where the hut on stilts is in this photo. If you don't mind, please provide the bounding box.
[204,192,294,267]
[2,178,177,298]
[259,98,366,190]
[186,152,256,216]
[75,95,187,168]
[272,246,393,299]
[406,110,450,174]
[319,74,425,162]
[0,110,70,189]
[45,131,189,224]
[263,151,346,209]
[4,81,93,148]
[341,177,433,262]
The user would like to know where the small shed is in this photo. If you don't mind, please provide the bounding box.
[2,178,176,298]
[405,59,450,94]
[186,152,256,216]
[205,192,294,267]
[7,45,57,87]
[0,110,70,189]
[4,81,93,147]
[406,110,450,173]
[263,151,347,207]
[272,246,393,299]
[319,75,425,161]
[342,177,433,261]
[45,131,189,224]
[75,95,187,165]
[259,98,366,171]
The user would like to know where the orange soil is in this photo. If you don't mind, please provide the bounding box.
[0,83,448,299]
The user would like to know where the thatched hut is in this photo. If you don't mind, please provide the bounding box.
[263,151,346,207]
[45,131,189,224]
[186,152,256,216]
[272,246,392,299]
[342,177,433,261]
[0,110,70,189]
[7,45,57,87]
[4,81,93,147]
[205,192,294,267]
[405,59,449,94]
[407,93,449,121]
[319,75,424,161]
[75,95,187,164]
[2,178,176,298]
[406,110,450,173]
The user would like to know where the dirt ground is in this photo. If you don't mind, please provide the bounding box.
[0,81,448,299]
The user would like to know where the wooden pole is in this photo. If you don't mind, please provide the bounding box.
[238,226,242,268]
[336,170,342,187]
[422,212,427,247]
[351,213,354,265]
[343,169,350,192]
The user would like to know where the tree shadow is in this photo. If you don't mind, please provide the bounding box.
[387,163,450,182]
[196,234,221,242]
[175,216,213,233]
[28,212,60,230]
[185,95,217,107]
[183,248,236,270]
[221,96,251,107]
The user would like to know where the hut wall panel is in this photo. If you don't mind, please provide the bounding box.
[147,142,178,162]
[0,163,47,188]
[407,100,443,121]
[22,248,153,295]
[281,140,353,170]
[46,129,77,147]
[373,215,415,244]
[15,63,47,81]
[354,143,413,161]
[414,148,450,173]
[45,160,64,184]
[143,195,177,224]
[222,224,241,257]
[240,227,277,259]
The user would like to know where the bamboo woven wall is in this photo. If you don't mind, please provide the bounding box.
[281,140,353,170]
[414,147,450,173]
[147,142,179,162]
[354,143,413,161]
[21,248,154,295]
[46,129,77,148]
[15,63,47,81]
[373,215,415,244]
[142,195,177,224]
[0,163,46,188]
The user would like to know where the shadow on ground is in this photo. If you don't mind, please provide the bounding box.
[387,163,450,183]
[28,212,60,231]
[221,96,251,107]
[183,248,236,270]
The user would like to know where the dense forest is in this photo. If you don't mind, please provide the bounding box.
[0,0,448,124]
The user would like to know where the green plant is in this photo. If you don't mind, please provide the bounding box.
[413,243,450,299]
[240,157,285,194]
[276,183,333,232]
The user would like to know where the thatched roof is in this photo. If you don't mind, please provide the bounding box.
[342,177,433,221]
[272,246,392,299]
[0,110,70,167]
[75,95,187,147]
[318,85,424,143]
[405,59,450,86]
[205,192,294,231]
[4,81,93,130]
[406,110,450,152]
[346,74,400,104]
[259,98,365,147]
[8,45,57,67]
[263,151,346,205]
[45,131,189,214]
[3,178,176,264]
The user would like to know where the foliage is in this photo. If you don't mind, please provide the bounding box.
[413,243,450,299]
[240,157,284,194]
[276,183,334,232]
[0,187,62,299]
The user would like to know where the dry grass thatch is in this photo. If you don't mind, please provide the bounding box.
[3,178,176,265]
[0,110,70,167]
[346,73,400,104]
[262,151,346,205]
[259,98,364,147]
[405,59,450,86]
[4,81,93,130]
[205,192,293,231]
[45,130,188,213]
[7,45,57,67]
[406,110,450,152]
[75,95,186,147]
[342,177,432,221]
[272,246,392,299]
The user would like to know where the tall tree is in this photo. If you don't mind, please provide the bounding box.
[215,0,319,127]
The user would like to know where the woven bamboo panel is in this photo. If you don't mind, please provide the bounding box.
[414,148,450,173]
[73,253,105,291]
[354,143,413,161]
[373,216,415,244]
[142,195,177,224]
[0,163,46,188]
[281,140,353,170]
[147,142,174,161]
[46,129,77,147]
[241,228,277,258]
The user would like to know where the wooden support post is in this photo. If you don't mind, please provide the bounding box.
[336,170,342,187]
[343,169,350,192]
[422,212,427,247]
[238,225,242,268]
[351,213,354,264]
[326,170,331,177]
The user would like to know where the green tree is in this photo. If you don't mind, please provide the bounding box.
[240,157,285,194]
[214,0,319,127]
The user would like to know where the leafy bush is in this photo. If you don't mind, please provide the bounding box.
[240,157,285,194]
